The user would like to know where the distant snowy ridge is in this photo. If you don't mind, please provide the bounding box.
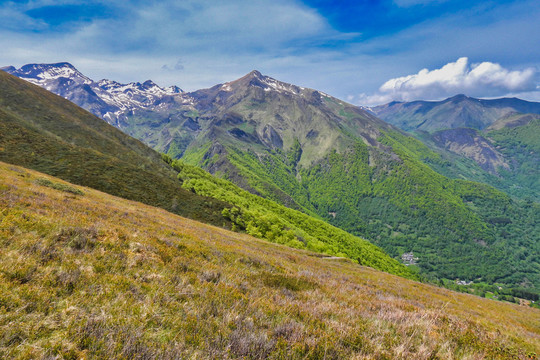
[2,62,371,130]
[3,62,186,127]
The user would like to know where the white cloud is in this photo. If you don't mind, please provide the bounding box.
[358,57,537,105]
[0,0,345,89]
[1,0,539,104]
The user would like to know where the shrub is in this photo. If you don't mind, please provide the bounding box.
[35,178,85,195]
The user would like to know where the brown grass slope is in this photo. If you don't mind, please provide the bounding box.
[0,70,231,227]
[1,161,538,359]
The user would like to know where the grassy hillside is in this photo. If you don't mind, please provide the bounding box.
[1,162,539,359]
[0,70,230,227]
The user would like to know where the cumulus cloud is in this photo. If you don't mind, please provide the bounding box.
[358,57,537,105]
[0,0,346,88]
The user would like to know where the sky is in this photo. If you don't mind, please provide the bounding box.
[0,0,539,105]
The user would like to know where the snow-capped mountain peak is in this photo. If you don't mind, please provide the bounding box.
[219,70,304,96]
[164,85,182,94]
[3,63,187,127]
[10,62,93,85]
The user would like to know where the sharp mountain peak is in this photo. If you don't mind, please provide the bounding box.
[220,69,306,97]
[246,69,263,78]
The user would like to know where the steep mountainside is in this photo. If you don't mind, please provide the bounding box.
[0,70,230,226]
[371,95,540,201]
[2,162,538,359]
[431,128,509,174]
[371,94,540,132]
[0,69,413,278]
[5,63,540,290]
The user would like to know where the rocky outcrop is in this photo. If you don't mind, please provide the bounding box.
[432,128,509,174]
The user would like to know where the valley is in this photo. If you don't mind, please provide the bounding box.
[4,63,539,294]
[2,0,539,358]
[1,61,539,359]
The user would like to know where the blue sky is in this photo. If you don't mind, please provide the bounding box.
[1,0,539,105]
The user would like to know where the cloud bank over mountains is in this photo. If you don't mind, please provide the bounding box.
[357,58,538,105]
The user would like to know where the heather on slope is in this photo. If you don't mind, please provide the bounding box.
[1,162,539,359]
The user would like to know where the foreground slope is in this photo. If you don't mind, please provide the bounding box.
[1,162,539,359]
[0,70,229,226]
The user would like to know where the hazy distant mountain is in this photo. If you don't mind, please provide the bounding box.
[371,94,540,132]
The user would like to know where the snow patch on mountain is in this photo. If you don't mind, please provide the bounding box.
[3,63,187,126]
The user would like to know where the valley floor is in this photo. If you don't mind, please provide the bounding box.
[0,161,538,359]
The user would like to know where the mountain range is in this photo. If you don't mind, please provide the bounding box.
[0,69,411,278]
[371,95,540,201]
[4,62,538,291]
[1,62,539,357]
[2,63,182,128]
[371,94,540,132]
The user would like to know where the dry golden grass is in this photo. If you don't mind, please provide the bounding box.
[0,161,538,359]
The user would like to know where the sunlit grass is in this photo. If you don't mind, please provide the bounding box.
[0,161,538,359]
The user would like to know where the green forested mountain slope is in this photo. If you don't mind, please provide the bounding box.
[138,72,539,290]
[413,115,540,201]
[371,95,540,201]
[486,116,540,199]
[0,70,414,278]
[166,157,413,278]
